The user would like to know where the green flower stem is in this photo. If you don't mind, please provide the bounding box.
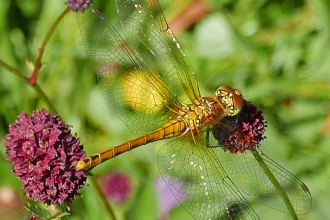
[1,8,71,113]
[0,59,29,82]
[91,176,117,220]
[31,7,71,85]
[0,60,58,113]
[251,150,298,220]
[32,84,58,114]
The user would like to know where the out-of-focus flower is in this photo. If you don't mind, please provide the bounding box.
[0,186,25,219]
[66,0,92,12]
[24,215,38,220]
[213,100,267,153]
[3,109,87,205]
[155,176,186,219]
[101,172,132,204]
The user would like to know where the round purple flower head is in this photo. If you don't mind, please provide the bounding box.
[67,0,92,12]
[213,100,267,153]
[102,172,132,204]
[3,109,87,205]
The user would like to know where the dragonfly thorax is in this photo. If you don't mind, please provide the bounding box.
[176,86,243,135]
[177,97,224,134]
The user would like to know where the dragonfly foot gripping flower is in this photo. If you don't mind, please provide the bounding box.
[3,109,87,205]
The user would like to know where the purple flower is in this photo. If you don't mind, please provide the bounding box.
[213,100,267,153]
[24,215,38,220]
[67,0,92,12]
[155,177,186,219]
[102,172,132,204]
[3,109,87,205]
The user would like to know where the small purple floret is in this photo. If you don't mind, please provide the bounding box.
[66,0,92,12]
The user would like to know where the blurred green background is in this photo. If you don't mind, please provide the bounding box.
[1,0,330,219]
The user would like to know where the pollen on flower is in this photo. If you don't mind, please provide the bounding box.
[3,109,87,205]
[213,100,267,153]
[66,0,92,12]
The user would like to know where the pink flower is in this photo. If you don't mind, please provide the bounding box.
[3,109,87,205]
[24,215,38,220]
[67,0,92,12]
[102,172,132,204]
[213,100,267,153]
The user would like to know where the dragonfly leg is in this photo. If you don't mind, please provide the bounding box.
[205,127,217,148]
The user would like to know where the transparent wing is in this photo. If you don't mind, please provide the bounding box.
[158,135,260,220]
[114,0,201,103]
[208,133,312,215]
[77,9,183,136]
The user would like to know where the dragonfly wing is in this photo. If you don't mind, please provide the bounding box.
[158,135,260,220]
[77,9,182,136]
[207,134,312,215]
[114,0,201,103]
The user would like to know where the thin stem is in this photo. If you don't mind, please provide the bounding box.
[1,60,59,114]
[0,59,29,82]
[90,175,117,220]
[1,8,72,114]
[31,7,71,85]
[32,84,58,114]
[251,150,298,220]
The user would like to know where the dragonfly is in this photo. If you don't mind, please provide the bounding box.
[75,0,311,219]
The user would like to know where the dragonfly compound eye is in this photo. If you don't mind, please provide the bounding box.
[216,85,243,116]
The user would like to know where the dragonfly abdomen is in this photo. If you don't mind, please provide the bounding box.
[75,119,187,171]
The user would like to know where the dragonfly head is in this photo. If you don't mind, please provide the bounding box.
[215,85,243,116]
